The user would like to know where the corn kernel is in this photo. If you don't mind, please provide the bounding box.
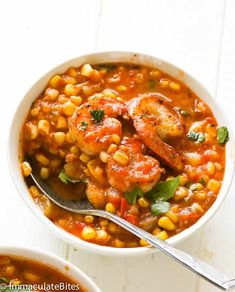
[23,272,40,283]
[105,202,116,213]
[29,185,40,198]
[152,227,162,236]
[190,183,204,191]
[70,95,82,106]
[30,108,39,117]
[173,187,188,201]
[84,215,94,224]
[179,174,188,186]
[194,191,206,200]
[67,67,78,78]
[99,219,109,227]
[35,153,49,166]
[215,162,222,171]
[107,144,118,154]
[38,120,50,135]
[138,197,150,208]
[99,151,109,163]
[165,211,179,224]
[156,231,168,240]
[5,265,16,277]
[53,132,66,146]
[66,132,74,144]
[64,84,77,96]
[111,134,121,144]
[70,146,80,154]
[108,222,118,233]
[116,85,127,92]
[81,226,96,240]
[140,239,149,246]
[63,75,77,85]
[81,64,93,77]
[44,88,59,101]
[79,153,91,163]
[160,79,169,88]
[113,150,129,165]
[96,230,109,243]
[207,179,221,193]
[49,75,62,88]
[126,241,138,248]
[149,69,161,79]
[114,239,125,248]
[50,159,62,168]
[207,162,215,176]
[158,216,176,231]
[103,89,117,98]
[58,95,69,104]
[21,162,32,177]
[169,81,181,91]
[191,202,204,213]
[62,101,76,116]
[56,116,67,129]
[40,167,50,180]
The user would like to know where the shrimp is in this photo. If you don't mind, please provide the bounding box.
[107,137,164,193]
[69,96,128,155]
[128,93,184,171]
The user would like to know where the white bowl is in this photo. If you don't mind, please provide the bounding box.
[8,51,235,257]
[0,246,101,292]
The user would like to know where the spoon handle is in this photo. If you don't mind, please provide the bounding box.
[89,209,235,291]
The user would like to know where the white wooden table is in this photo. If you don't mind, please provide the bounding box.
[0,1,235,291]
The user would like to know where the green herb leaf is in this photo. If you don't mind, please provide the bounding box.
[98,64,116,72]
[148,79,156,89]
[58,169,88,184]
[217,126,229,144]
[80,121,88,131]
[147,177,180,201]
[199,178,206,185]
[90,109,105,123]
[124,187,144,204]
[151,200,170,216]
[0,277,10,283]
[187,131,205,143]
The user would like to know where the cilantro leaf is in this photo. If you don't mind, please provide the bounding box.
[124,187,144,204]
[217,126,229,144]
[187,131,205,143]
[151,200,170,216]
[58,169,88,184]
[90,109,105,123]
[98,64,116,72]
[147,177,180,201]
[80,121,88,131]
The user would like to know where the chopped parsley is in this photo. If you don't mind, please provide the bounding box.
[90,109,105,123]
[187,131,205,143]
[58,169,88,184]
[124,187,144,204]
[217,126,229,144]
[147,177,180,216]
[80,121,88,131]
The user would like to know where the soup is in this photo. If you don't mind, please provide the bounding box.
[0,255,84,291]
[21,62,228,248]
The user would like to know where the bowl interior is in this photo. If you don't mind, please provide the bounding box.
[8,51,235,256]
[0,246,101,291]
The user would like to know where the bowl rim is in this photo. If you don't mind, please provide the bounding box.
[0,245,101,292]
[8,50,235,257]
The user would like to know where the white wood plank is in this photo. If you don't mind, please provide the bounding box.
[197,0,235,291]
[0,0,101,258]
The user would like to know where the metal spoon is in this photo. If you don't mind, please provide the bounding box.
[28,159,235,291]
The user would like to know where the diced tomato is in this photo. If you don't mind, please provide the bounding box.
[107,192,121,209]
[124,214,139,225]
[120,197,130,217]
[76,221,86,232]
[180,213,200,221]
